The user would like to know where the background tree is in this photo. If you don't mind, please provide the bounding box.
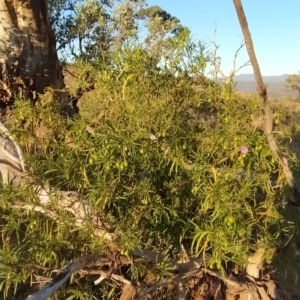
[48,0,184,63]
[285,72,300,96]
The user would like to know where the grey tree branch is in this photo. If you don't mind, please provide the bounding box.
[26,256,96,300]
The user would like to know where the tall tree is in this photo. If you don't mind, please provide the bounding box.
[0,0,64,111]
[285,72,300,96]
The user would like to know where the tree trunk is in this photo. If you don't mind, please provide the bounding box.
[0,0,64,110]
[233,0,300,205]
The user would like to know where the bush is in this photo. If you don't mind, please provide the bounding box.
[1,38,300,299]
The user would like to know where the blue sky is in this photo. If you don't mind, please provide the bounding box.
[147,0,300,76]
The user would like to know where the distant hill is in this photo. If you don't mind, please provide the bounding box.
[234,74,290,83]
[233,74,299,99]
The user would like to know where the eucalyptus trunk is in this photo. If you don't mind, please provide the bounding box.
[0,0,64,110]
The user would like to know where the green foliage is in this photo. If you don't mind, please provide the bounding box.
[49,0,184,62]
[1,2,300,299]
[285,72,300,95]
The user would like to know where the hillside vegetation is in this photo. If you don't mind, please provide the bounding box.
[235,80,299,100]
[0,1,300,300]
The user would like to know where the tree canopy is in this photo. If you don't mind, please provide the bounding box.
[48,0,184,62]
[285,72,300,95]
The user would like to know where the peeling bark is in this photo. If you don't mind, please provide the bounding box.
[0,0,64,109]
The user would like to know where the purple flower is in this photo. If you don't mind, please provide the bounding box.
[240,146,248,154]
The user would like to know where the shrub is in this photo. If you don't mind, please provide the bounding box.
[1,36,299,299]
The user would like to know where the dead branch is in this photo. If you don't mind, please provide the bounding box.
[0,121,114,241]
[0,122,25,170]
[232,41,251,75]
[23,246,277,300]
[209,38,250,83]
[26,256,96,300]
[137,274,179,299]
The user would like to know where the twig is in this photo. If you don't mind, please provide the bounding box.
[232,41,251,74]
[137,274,179,299]
[180,244,190,263]
[209,38,250,83]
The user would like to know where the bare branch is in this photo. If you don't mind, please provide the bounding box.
[0,122,26,171]
[26,256,96,300]
[137,274,179,299]
[208,38,250,83]
[23,246,274,300]
[232,41,251,74]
